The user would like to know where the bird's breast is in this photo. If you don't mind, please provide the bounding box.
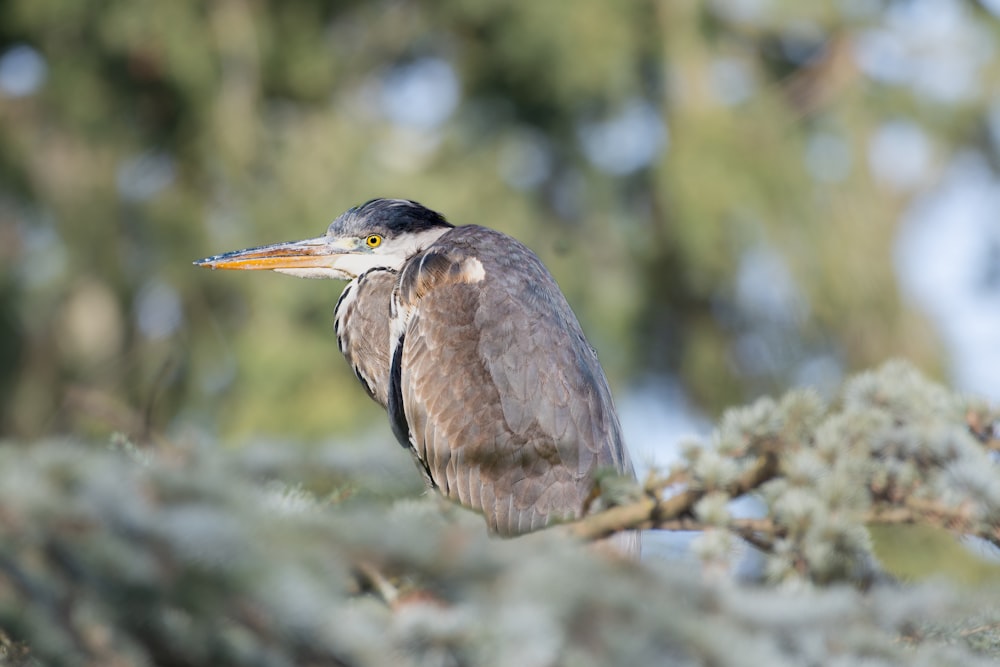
[333,269,396,408]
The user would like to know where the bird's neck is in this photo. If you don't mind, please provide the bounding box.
[384,226,452,268]
[334,226,453,279]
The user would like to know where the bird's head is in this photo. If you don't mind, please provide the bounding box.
[194,199,454,280]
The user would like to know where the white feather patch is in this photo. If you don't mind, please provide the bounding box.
[461,257,486,283]
[389,292,414,362]
[389,228,451,260]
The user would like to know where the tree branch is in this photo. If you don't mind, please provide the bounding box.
[567,453,780,541]
[567,453,1000,554]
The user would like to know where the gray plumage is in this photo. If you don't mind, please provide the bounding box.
[197,199,639,555]
[334,269,395,407]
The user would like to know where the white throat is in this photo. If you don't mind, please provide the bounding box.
[380,227,452,267]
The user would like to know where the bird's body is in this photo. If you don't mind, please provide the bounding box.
[339,225,631,536]
[197,199,637,553]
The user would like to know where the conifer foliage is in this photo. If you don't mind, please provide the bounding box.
[1,362,999,666]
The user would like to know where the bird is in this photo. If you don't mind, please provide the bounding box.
[196,198,638,554]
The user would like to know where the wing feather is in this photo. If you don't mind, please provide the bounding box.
[392,226,634,537]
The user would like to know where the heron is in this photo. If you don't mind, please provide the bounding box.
[196,199,638,554]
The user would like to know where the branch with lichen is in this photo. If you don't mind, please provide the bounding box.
[568,360,1000,582]
[567,452,779,541]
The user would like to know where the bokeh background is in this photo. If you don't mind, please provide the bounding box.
[2,0,999,466]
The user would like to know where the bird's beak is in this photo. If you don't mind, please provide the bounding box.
[194,235,360,276]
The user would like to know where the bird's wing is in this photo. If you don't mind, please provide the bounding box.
[389,226,633,536]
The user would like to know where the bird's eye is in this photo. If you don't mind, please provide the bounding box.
[365,234,382,248]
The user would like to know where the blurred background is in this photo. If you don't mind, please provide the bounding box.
[1,0,999,469]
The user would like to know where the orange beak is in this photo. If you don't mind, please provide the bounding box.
[194,235,360,271]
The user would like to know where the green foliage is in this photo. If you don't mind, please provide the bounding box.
[5,1,1000,442]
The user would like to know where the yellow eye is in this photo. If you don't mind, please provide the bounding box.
[365,234,382,248]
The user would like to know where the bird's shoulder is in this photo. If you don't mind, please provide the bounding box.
[394,225,510,310]
[395,225,568,312]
